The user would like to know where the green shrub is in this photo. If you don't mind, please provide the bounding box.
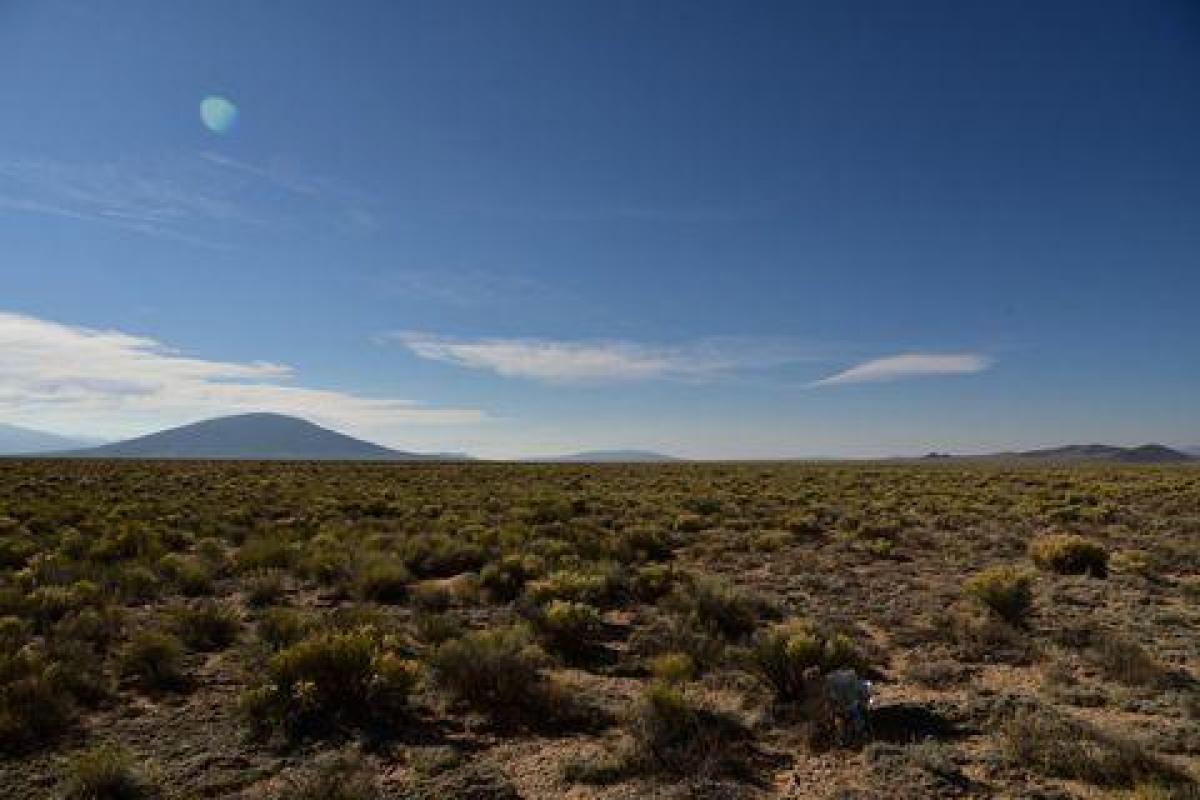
[0,616,29,652]
[243,629,418,738]
[355,555,410,604]
[479,554,542,602]
[523,496,575,525]
[244,569,286,607]
[624,683,749,776]
[412,612,465,646]
[170,601,240,652]
[786,512,823,535]
[1029,534,1109,577]
[115,566,161,603]
[401,534,485,579]
[525,567,616,606]
[299,535,354,586]
[410,577,473,612]
[963,566,1034,625]
[235,536,294,573]
[0,534,34,569]
[28,585,83,631]
[427,625,546,715]
[629,563,675,601]
[532,600,602,658]
[668,575,760,639]
[753,619,863,703]
[157,554,213,597]
[613,525,672,562]
[90,526,162,564]
[630,683,700,769]
[257,607,312,651]
[120,632,186,692]
[648,652,695,685]
[631,614,728,673]
[63,743,158,800]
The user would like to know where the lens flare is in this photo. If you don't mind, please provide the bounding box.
[200,96,238,134]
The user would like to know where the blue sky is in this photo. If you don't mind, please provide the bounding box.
[1,0,1197,458]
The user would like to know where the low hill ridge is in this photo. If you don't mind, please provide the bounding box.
[57,413,443,461]
[0,423,104,455]
[1008,443,1193,463]
[528,449,679,463]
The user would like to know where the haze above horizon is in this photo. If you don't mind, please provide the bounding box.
[2,1,1197,458]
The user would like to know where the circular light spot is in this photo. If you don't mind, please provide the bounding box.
[200,95,238,134]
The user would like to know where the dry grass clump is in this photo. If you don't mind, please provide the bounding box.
[169,600,240,652]
[63,743,159,800]
[272,752,379,800]
[412,611,465,646]
[1090,635,1168,687]
[156,554,214,597]
[1111,549,1158,579]
[243,569,286,607]
[256,606,313,651]
[0,644,77,750]
[1028,533,1109,577]
[570,683,752,783]
[235,536,294,574]
[119,631,186,692]
[1001,705,1191,789]
[962,566,1034,625]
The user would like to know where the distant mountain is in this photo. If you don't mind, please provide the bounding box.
[1183,446,1200,458]
[530,450,680,463]
[936,441,1190,465]
[0,423,105,455]
[1000,444,1194,464]
[56,413,451,461]
[904,444,1195,464]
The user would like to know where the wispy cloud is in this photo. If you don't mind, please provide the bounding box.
[380,269,559,309]
[0,152,374,247]
[0,312,483,438]
[389,332,821,383]
[809,353,992,387]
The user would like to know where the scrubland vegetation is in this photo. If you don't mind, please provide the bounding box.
[0,460,1197,797]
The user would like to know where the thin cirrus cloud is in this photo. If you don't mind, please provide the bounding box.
[0,311,483,437]
[0,153,373,248]
[809,353,992,387]
[390,332,824,383]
